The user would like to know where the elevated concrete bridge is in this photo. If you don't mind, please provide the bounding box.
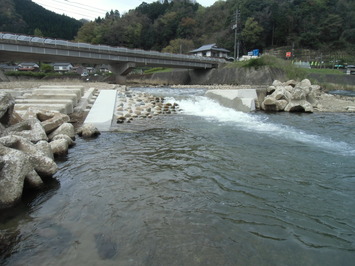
[0,33,225,83]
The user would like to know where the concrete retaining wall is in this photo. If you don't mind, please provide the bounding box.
[126,66,287,86]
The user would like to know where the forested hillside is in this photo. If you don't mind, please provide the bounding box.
[1,0,354,58]
[75,0,355,56]
[0,0,82,40]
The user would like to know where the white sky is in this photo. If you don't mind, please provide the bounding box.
[31,0,219,21]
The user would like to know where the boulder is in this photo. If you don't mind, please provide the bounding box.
[0,135,57,177]
[77,123,101,138]
[2,118,48,143]
[50,139,69,156]
[0,144,32,208]
[48,123,75,140]
[35,140,54,160]
[9,111,23,126]
[52,134,75,147]
[25,169,44,189]
[22,108,70,134]
[0,92,15,127]
[41,113,70,134]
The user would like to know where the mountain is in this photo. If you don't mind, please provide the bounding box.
[0,0,83,40]
[75,0,355,56]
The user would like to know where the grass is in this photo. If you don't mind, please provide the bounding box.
[304,68,345,75]
[143,67,172,74]
[227,55,309,80]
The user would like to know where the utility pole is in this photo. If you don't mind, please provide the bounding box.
[232,9,240,61]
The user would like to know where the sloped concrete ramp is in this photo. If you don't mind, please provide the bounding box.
[205,89,258,112]
[84,90,117,131]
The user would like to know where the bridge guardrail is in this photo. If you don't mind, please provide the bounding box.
[0,32,225,65]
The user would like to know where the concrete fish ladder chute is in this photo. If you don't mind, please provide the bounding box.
[205,89,258,112]
[84,90,117,131]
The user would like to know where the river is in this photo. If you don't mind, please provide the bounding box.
[1,87,355,265]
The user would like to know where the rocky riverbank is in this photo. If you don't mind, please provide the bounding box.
[0,87,101,209]
[171,83,355,113]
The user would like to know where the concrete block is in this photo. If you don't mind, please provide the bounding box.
[205,89,258,112]
[14,103,67,114]
[39,85,84,95]
[33,89,82,98]
[15,99,74,114]
[74,87,96,112]
[22,93,78,104]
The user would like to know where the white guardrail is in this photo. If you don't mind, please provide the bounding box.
[0,32,225,65]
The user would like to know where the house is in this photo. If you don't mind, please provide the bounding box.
[189,44,230,58]
[53,63,73,72]
[0,64,19,72]
[18,62,39,71]
[97,64,111,73]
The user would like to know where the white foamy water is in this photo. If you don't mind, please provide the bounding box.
[169,96,355,156]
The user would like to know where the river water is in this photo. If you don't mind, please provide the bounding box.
[1,88,355,265]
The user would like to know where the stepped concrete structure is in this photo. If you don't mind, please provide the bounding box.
[14,85,94,116]
[205,89,258,112]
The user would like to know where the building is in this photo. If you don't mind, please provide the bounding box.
[189,44,230,59]
[0,64,19,72]
[18,62,39,71]
[53,63,73,72]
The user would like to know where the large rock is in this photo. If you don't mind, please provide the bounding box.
[41,113,70,134]
[35,140,54,160]
[48,122,75,140]
[0,92,15,127]
[0,144,32,208]
[50,139,69,156]
[77,123,101,138]
[0,135,57,176]
[52,134,75,147]
[23,108,70,134]
[2,118,48,143]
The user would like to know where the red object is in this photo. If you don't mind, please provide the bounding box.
[286,52,292,58]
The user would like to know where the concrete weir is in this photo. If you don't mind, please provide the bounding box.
[84,90,117,131]
[205,89,258,112]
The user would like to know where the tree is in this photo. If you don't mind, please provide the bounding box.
[241,17,263,50]
[162,38,194,53]
[40,63,53,73]
[33,28,43,37]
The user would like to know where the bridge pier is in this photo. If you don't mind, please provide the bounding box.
[110,62,136,84]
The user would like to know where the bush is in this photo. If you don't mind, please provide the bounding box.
[5,71,46,78]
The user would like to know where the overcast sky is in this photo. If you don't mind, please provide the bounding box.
[31,0,219,21]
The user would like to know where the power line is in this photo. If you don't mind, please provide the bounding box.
[51,0,104,15]
[34,2,99,20]
[33,0,107,20]
[63,0,108,12]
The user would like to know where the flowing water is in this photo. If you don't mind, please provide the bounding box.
[1,88,355,266]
